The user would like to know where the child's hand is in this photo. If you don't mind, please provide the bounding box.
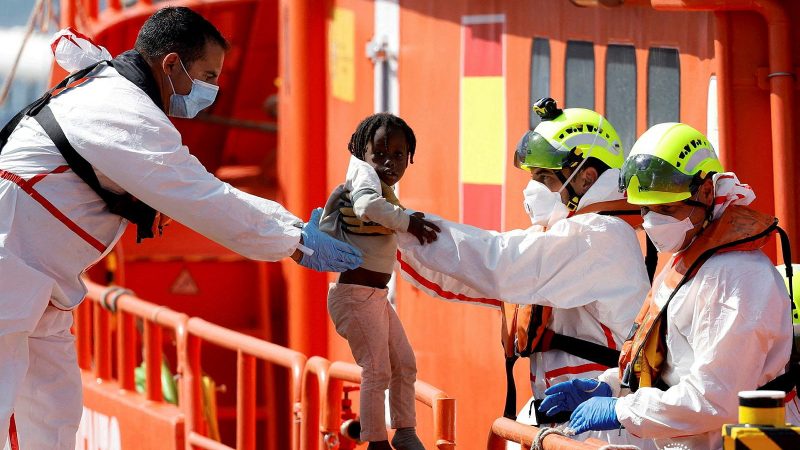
[407,212,440,245]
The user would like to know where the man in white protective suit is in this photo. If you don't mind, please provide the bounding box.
[397,98,655,449]
[0,7,361,449]
[539,122,800,450]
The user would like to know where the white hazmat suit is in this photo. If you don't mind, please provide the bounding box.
[598,174,800,450]
[397,169,655,448]
[0,39,302,449]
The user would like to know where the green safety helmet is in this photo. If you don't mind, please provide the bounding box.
[777,264,800,324]
[620,122,724,205]
[514,98,625,172]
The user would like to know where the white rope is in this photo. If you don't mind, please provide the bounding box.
[531,424,641,450]
[531,425,574,450]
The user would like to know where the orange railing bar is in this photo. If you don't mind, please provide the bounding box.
[82,281,190,404]
[183,317,307,450]
[486,417,608,450]
[300,357,331,450]
[301,360,456,450]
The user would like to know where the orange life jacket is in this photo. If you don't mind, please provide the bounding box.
[617,205,778,391]
[338,181,404,235]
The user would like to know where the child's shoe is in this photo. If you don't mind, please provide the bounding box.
[391,428,426,450]
[367,440,393,450]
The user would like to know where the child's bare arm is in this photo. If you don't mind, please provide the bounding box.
[407,212,440,245]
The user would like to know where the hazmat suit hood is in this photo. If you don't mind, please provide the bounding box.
[574,167,625,211]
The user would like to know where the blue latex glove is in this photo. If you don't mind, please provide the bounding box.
[538,378,612,417]
[567,397,620,434]
[298,208,363,272]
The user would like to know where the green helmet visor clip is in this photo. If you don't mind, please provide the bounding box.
[619,153,703,196]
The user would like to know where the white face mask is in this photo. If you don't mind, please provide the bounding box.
[523,180,569,227]
[642,210,696,253]
[167,58,219,119]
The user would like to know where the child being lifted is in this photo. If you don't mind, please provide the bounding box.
[320,113,440,450]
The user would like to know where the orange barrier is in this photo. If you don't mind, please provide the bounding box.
[77,280,309,450]
[78,279,459,450]
[182,317,307,450]
[77,281,189,450]
[300,358,456,450]
[486,418,610,450]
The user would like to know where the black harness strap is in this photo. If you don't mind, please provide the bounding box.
[33,106,157,241]
[0,57,158,242]
[759,226,797,393]
[545,332,620,368]
[501,206,637,420]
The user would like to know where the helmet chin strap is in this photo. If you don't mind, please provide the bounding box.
[683,195,714,231]
[554,117,605,212]
[554,170,581,211]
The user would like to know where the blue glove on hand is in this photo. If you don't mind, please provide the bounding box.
[567,397,620,434]
[538,378,612,417]
[298,208,363,272]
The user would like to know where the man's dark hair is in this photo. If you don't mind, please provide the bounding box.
[348,113,417,164]
[135,7,229,67]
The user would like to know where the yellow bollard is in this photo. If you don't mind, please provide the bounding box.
[723,390,800,449]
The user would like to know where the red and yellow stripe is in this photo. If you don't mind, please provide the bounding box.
[460,14,506,230]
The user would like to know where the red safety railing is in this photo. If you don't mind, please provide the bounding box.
[80,280,188,400]
[77,279,309,450]
[300,358,456,450]
[486,417,611,450]
[182,318,307,450]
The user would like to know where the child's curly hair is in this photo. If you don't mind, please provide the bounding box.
[348,113,416,164]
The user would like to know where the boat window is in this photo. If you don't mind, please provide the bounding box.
[706,75,720,153]
[565,40,594,110]
[605,44,637,154]
[529,38,551,129]
[647,47,680,127]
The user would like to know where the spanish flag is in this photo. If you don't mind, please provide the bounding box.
[460,14,506,231]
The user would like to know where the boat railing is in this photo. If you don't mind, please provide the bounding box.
[182,317,307,450]
[486,417,612,450]
[300,358,456,450]
[77,279,459,450]
[79,280,190,450]
[81,280,189,399]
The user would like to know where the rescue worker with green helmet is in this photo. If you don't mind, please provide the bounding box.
[540,122,800,450]
[396,98,653,449]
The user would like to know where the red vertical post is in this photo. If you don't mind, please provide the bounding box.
[93,303,112,380]
[236,351,256,450]
[278,0,330,357]
[74,304,93,370]
[59,0,76,28]
[144,321,163,401]
[117,312,137,391]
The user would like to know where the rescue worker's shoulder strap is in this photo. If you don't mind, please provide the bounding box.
[32,106,157,242]
[0,61,157,242]
[623,215,782,391]
[500,302,620,418]
[0,61,107,152]
[759,226,799,393]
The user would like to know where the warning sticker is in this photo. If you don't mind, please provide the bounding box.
[170,268,199,295]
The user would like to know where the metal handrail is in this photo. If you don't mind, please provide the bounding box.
[300,359,456,450]
[183,317,307,450]
[81,279,189,402]
[486,417,610,450]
